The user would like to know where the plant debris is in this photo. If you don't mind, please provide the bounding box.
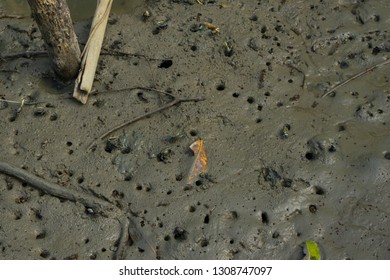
[187,139,209,185]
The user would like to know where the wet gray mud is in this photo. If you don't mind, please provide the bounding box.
[0,0,389,260]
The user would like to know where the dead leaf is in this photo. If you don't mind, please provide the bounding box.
[187,139,208,184]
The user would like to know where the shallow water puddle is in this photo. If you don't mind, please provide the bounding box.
[1,0,143,21]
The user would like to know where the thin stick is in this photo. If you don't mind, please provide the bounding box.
[0,14,25,19]
[88,96,205,150]
[0,98,45,105]
[100,49,170,61]
[0,51,47,61]
[322,59,390,97]
[92,86,176,98]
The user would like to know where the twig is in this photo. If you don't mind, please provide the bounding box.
[91,86,176,98]
[87,87,205,150]
[88,95,205,150]
[0,161,160,259]
[0,51,47,61]
[0,14,25,19]
[0,98,46,106]
[100,49,170,61]
[322,59,390,97]
[0,161,116,214]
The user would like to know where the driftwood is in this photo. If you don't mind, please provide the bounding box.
[26,0,81,81]
[73,0,113,104]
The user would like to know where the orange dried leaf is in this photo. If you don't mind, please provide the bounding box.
[187,140,208,184]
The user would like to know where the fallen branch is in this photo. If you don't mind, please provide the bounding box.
[322,59,390,97]
[0,161,116,214]
[87,88,205,150]
[0,161,149,259]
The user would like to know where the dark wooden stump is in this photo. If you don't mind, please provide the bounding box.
[27,0,81,81]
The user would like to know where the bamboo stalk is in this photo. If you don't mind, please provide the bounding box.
[73,0,113,104]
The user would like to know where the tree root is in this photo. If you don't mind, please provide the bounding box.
[0,161,115,213]
[0,161,146,260]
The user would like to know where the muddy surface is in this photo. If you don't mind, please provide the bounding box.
[0,0,389,260]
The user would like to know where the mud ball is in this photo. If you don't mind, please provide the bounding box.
[384,152,390,160]
[173,227,188,241]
